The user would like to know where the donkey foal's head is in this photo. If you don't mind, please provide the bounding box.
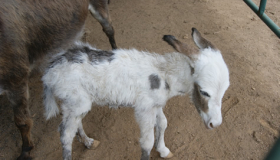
[163,28,230,129]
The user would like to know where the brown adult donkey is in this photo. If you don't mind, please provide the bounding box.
[0,0,116,159]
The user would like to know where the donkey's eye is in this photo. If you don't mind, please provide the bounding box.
[200,90,210,97]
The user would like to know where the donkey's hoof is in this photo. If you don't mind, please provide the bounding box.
[92,140,100,149]
[17,152,33,160]
[85,138,94,149]
[164,152,174,159]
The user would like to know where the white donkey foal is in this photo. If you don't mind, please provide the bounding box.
[42,28,229,160]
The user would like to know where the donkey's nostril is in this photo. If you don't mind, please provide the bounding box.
[209,123,214,128]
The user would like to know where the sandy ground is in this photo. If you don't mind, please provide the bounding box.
[1,0,280,159]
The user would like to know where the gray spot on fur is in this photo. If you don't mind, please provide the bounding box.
[191,67,195,75]
[87,49,114,64]
[48,45,114,69]
[64,51,84,63]
[165,81,170,90]
[141,148,150,160]
[66,45,114,64]
[154,123,160,149]
[59,120,66,133]
[149,74,160,89]
[48,56,65,69]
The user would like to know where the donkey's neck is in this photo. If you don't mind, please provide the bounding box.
[159,52,194,98]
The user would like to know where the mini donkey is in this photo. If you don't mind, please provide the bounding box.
[42,28,229,160]
[0,0,116,159]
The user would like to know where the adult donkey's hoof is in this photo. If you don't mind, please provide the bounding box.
[17,151,33,160]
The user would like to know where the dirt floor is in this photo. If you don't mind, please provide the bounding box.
[1,0,280,159]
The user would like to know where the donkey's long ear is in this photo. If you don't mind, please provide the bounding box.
[163,35,198,60]
[192,28,216,50]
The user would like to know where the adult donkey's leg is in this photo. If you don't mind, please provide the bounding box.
[1,47,34,160]
[7,79,34,160]
[89,0,117,49]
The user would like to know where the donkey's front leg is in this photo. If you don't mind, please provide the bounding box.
[135,107,157,160]
[7,81,34,160]
[155,108,173,158]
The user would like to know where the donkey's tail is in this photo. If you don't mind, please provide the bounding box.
[43,84,59,120]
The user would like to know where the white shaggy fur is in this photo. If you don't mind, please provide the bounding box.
[42,30,229,160]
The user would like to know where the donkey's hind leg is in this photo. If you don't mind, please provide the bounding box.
[77,119,100,149]
[59,107,91,160]
[134,106,158,160]
[59,94,94,160]
[59,113,80,160]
